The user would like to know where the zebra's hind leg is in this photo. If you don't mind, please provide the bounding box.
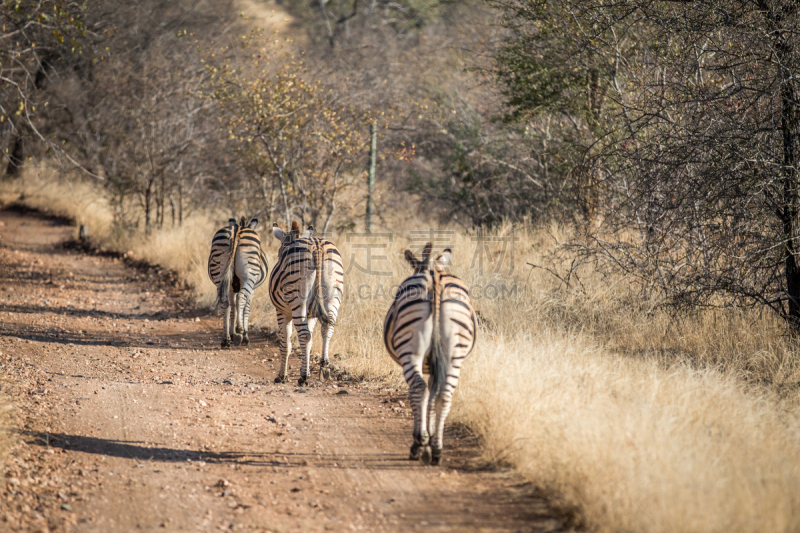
[407,372,431,461]
[420,446,433,465]
[409,441,423,460]
[421,383,441,466]
[296,318,316,386]
[234,293,242,333]
[430,391,453,466]
[240,297,252,346]
[220,301,232,349]
[231,293,243,345]
[318,321,334,380]
[274,315,293,383]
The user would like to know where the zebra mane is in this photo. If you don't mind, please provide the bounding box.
[290,220,301,241]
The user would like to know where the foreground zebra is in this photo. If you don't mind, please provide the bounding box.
[270,221,344,385]
[208,217,268,348]
[383,243,477,465]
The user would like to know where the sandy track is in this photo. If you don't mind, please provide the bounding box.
[0,205,562,533]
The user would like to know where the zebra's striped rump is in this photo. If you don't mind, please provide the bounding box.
[383,242,476,465]
[269,221,344,386]
[207,217,268,348]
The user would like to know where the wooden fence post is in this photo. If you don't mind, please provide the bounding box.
[366,121,377,233]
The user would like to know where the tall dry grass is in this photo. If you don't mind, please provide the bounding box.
[4,166,800,532]
[0,164,219,305]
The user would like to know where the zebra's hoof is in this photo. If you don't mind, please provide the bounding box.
[298,376,309,387]
[241,334,249,346]
[420,446,433,465]
[431,448,442,466]
[409,443,422,461]
[232,333,242,345]
[221,339,231,349]
[320,367,331,381]
[274,375,287,384]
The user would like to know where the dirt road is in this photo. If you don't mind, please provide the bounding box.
[0,205,561,533]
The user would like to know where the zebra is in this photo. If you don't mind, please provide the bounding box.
[207,217,269,348]
[269,221,344,385]
[383,242,477,465]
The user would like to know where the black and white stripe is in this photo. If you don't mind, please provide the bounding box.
[269,221,344,385]
[208,217,268,348]
[383,242,477,465]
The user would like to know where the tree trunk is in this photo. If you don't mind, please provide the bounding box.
[5,132,24,178]
[319,0,335,48]
[277,168,291,226]
[269,187,277,225]
[178,163,184,226]
[366,120,376,233]
[158,173,166,229]
[262,177,280,227]
[145,181,153,235]
[322,201,336,235]
[777,37,800,329]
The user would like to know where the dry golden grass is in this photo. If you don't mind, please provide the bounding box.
[457,332,800,532]
[5,166,800,532]
[0,164,220,306]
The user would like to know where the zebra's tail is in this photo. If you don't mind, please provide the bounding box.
[312,241,332,325]
[429,248,448,401]
[215,224,240,308]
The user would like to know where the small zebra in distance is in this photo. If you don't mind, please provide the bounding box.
[269,221,344,385]
[383,242,477,465]
[208,217,269,348]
